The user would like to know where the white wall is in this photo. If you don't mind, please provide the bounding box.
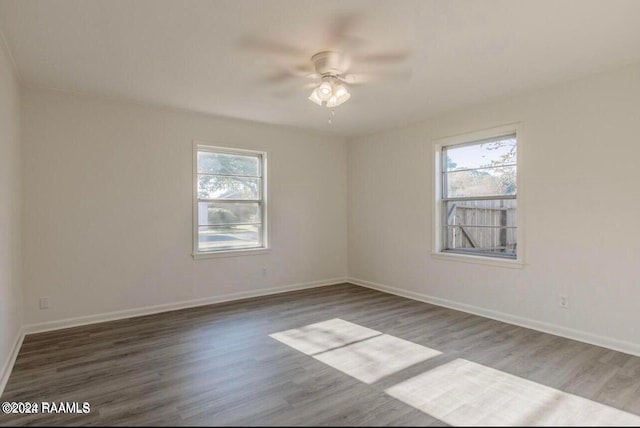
[0,38,22,383]
[21,88,347,325]
[348,63,640,351]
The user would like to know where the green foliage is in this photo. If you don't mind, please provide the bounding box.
[198,152,259,176]
[446,139,516,197]
[206,203,259,225]
[198,152,260,200]
[446,156,458,170]
[198,176,259,200]
[208,207,238,225]
[485,140,517,195]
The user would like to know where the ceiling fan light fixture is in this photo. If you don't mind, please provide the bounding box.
[308,87,323,106]
[306,58,352,108]
[310,80,351,107]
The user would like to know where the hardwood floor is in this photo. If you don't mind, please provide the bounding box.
[2,283,640,426]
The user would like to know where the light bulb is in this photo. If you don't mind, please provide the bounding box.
[338,91,351,104]
[317,81,333,101]
[334,84,350,103]
[326,84,350,107]
[334,85,347,98]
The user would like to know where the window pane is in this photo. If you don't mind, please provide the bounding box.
[198,175,260,200]
[197,151,260,176]
[198,202,260,226]
[444,226,516,257]
[445,165,516,198]
[444,199,516,258]
[445,136,516,171]
[445,199,516,226]
[198,225,261,251]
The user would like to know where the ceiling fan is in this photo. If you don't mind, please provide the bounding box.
[306,51,355,108]
[239,13,412,110]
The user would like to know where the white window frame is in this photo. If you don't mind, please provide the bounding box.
[192,142,269,259]
[432,124,524,268]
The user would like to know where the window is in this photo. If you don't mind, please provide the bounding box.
[193,144,267,256]
[438,132,518,260]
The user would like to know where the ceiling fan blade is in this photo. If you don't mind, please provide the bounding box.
[289,63,318,78]
[263,70,298,84]
[325,13,369,51]
[339,69,413,85]
[238,35,306,59]
[272,82,318,99]
[260,63,318,85]
[353,50,412,65]
[327,13,359,43]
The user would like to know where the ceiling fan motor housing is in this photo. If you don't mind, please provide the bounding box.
[311,51,347,77]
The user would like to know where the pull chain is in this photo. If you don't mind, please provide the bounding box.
[328,109,335,125]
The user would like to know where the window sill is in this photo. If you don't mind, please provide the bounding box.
[431,251,524,269]
[193,247,270,260]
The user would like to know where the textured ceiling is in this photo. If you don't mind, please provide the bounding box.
[2,0,640,136]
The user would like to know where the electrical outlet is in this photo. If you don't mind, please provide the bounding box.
[559,294,569,309]
[39,297,49,310]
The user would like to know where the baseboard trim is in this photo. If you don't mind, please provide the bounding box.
[0,327,25,397]
[24,277,348,335]
[348,277,640,357]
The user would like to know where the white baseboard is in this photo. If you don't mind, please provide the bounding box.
[348,277,640,357]
[24,277,347,335]
[0,327,25,397]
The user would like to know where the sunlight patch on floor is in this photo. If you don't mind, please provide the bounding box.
[314,333,441,383]
[270,318,441,383]
[385,358,640,426]
[269,318,380,355]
